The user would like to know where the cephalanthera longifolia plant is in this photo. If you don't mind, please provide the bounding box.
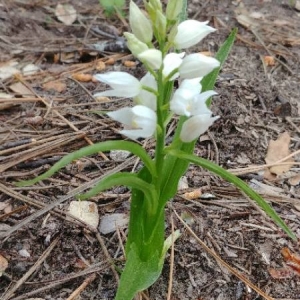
[18,0,296,298]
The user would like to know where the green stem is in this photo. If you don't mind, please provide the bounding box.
[154,67,166,191]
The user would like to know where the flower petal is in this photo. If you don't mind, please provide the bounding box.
[170,86,216,117]
[174,20,216,49]
[138,49,162,70]
[94,72,141,98]
[107,105,156,140]
[134,72,157,111]
[107,107,134,127]
[131,105,157,131]
[120,128,152,140]
[179,77,202,94]
[163,52,185,80]
[170,88,197,117]
[180,115,219,142]
[191,91,218,115]
[179,53,220,79]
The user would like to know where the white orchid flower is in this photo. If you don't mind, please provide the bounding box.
[162,52,185,80]
[138,49,162,70]
[179,53,220,79]
[134,72,157,111]
[173,20,216,49]
[107,105,157,140]
[170,86,219,142]
[129,1,153,44]
[124,32,149,57]
[179,77,202,95]
[170,89,217,117]
[180,114,219,142]
[94,72,142,98]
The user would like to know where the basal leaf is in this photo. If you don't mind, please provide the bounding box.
[115,243,162,300]
[78,172,157,214]
[16,141,155,186]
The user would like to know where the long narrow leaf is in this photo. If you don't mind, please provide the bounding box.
[16,141,155,186]
[179,0,187,22]
[168,149,296,241]
[78,172,157,212]
[202,28,237,95]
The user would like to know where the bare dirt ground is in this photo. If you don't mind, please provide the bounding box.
[1,0,300,299]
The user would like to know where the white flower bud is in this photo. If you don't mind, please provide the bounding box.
[129,1,153,44]
[138,49,162,70]
[173,20,216,49]
[162,52,185,80]
[148,0,162,12]
[124,32,149,57]
[180,115,219,142]
[166,0,183,21]
[153,10,167,40]
[179,53,220,79]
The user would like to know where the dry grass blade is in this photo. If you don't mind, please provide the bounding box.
[9,262,108,300]
[166,214,175,300]
[228,149,300,176]
[0,156,136,239]
[0,182,100,230]
[15,75,109,160]
[66,273,97,300]
[0,132,84,172]
[96,232,119,283]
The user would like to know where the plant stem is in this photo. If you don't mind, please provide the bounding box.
[154,67,166,191]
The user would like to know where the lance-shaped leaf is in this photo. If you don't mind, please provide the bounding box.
[202,28,237,105]
[167,149,297,241]
[16,141,155,186]
[77,172,157,213]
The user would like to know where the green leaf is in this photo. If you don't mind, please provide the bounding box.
[115,243,162,300]
[202,28,237,105]
[16,141,155,186]
[167,149,297,241]
[78,172,157,213]
[179,0,187,22]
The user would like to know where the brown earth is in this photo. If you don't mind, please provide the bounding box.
[1,0,300,299]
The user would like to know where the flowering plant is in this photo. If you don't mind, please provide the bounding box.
[18,0,295,299]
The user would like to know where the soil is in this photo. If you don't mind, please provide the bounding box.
[1,0,300,299]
